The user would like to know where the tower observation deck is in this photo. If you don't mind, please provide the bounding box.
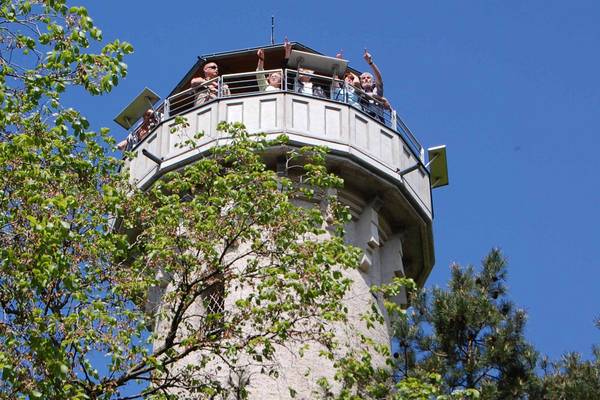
[117,42,447,398]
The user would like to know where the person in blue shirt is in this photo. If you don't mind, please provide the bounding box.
[331,70,361,107]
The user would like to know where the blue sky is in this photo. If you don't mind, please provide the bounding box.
[73,0,600,360]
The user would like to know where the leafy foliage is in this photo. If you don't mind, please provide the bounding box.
[394,373,479,400]
[1,1,132,399]
[395,249,538,399]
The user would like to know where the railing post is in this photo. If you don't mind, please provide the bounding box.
[391,109,398,131]
[218,76,222,98]
[163,99,170,120]
[344,81,348,104]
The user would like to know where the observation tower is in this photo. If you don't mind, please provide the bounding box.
[116,42,448,399]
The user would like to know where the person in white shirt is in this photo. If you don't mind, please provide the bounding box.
[256,49,282,92]
[255,38,292,92]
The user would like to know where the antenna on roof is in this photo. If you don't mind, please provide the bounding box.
[271,16,275,45]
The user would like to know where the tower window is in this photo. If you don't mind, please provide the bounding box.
[201,274,224,337]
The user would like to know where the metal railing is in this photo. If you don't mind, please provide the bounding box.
[126,68,424,161]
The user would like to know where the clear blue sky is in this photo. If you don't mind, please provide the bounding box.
[73,0,600,361]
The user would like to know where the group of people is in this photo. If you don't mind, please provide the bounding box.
[264,45,389,122]
[254,39,390,120]
[191,39,391,119]
[119,41,392,151]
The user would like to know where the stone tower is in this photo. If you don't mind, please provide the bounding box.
[119,43,445,399]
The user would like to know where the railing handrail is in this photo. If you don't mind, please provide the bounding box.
[396,116,422,158]
[286,68,339,82]
[222,68,283,80]
[168,76,220,100]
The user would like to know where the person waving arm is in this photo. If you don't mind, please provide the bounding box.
[363,49,384,96]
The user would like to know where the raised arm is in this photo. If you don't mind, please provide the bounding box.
[363,49,383,91]
[332,51,343,88]
[284,37,292,62]
[280,36,293,77]
[256,48,267,91]
[257,48,265,71]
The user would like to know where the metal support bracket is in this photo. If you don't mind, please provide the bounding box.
[397,163,421,177]
[142,149,163,166]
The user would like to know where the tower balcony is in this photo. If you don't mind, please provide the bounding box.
[125,69,431,217]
